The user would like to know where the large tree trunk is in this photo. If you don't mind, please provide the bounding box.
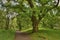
[27,0,39,32]
[27,0,42,32]
[31,11,39,32]
[32,21,39,32]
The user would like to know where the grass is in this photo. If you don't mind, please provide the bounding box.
[0,28,60,40]
[0,29,15,40]
[29,29,60,40]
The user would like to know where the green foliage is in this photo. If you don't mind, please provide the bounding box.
[0,29,15,40]
[0,0,60,30]
[0,11,6,29]
[30,29,60,40]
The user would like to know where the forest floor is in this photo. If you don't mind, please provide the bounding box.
[14,30,47,40]
[14,31,31,40]
[0,29,60,40]
[14,29,60,40]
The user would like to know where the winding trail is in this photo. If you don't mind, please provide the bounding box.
[14,31,31,40]
[14,31,47,40]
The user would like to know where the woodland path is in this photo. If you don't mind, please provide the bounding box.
[14,31,31,40]
[14,31,47,40]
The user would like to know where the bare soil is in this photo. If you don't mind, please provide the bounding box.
[14,31,31,40]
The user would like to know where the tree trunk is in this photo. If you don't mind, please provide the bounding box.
[51,26,54,29]
[5,17,9,30]
[17,17,22,31]
[27,0,42,32]
[32,21,39,32]
[18,23,22,31]
[31,11,39,32]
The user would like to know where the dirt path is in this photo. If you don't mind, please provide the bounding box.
[14,31,31,40]
[14,31,47,40]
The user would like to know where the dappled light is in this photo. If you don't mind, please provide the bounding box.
[0,0,60,40]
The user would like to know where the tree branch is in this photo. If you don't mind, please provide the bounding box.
[27,0,34,8]
[39,0,59,21]
[47,0,59,12]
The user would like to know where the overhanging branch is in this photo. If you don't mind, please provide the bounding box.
[47,0,59,12]
[27,0,34,8]
[38,0,59,22]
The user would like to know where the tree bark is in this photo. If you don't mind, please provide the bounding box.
[17,16,22,31]
[5,17,9,30]
[32,20,39,32]
[31,11,39,32]
[27,0,39,32]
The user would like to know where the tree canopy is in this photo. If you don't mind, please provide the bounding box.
[0,0,60,32]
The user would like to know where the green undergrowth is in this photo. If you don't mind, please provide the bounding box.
[0,29,60,40]
[0,29,15,40]
[29,29,60,40]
